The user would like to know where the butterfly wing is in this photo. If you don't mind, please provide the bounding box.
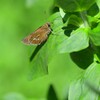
[30,26,50,45]
[22,23,51,45]
[22,33,32,45]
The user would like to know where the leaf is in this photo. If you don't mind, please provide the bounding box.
[69,79,83,100]
[29,12,68,79]
[47,12,68,61]
[89,23,100,46]
[29,43,49,79]
[68,62,100,100]
[58,28,89,53]
[67,15,83,27]
[96,0,100,10]
[87,3,99,17]
[64,14,83,27]
[55,0,96,12]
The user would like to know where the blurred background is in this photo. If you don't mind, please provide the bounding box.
[0,0,83,99]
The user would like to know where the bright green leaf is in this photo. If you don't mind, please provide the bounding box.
[29,44,49,79]
[69,62,100,100]
[69,79,83,100]
[29,12,68,79]
[58,28,89,53]
[47,12,68,61]
[96,0,100,10]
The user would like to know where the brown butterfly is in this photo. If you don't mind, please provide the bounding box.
[22,22,51,45]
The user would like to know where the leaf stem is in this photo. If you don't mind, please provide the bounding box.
[80,11,90,27]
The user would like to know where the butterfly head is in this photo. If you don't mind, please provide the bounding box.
[46,22,50,27]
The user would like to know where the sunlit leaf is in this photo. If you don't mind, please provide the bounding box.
[58,28,89,53]
[29,12,68,79]
[69,62,100,100]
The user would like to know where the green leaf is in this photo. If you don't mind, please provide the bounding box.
[69,79,83,100]
[58,28,89,53]
[29,44,49,79]
[87,3,99,17]
[64,14,83,27]
[55,0,96,12]
[48,12,64,34]
[96,0,100,10]
[89,23,100,46]
[69,62,100,100]
[29,12,68,79]
[47,12,68,61]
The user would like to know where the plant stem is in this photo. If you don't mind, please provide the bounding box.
[80,11,90,27]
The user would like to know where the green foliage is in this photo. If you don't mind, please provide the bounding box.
[55,0,96,12]
[58,28,89,53]
[29,0,100,99]
[29,12,68,79]
[1,0,100,99]
[69,62,100,100]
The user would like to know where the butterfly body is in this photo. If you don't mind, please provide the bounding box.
[22,23,51,45]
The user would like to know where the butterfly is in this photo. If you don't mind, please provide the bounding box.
[22,22,51,45]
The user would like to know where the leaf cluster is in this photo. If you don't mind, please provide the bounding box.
[30,0,100,99]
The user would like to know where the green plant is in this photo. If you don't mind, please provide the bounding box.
[29,0,100,99]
